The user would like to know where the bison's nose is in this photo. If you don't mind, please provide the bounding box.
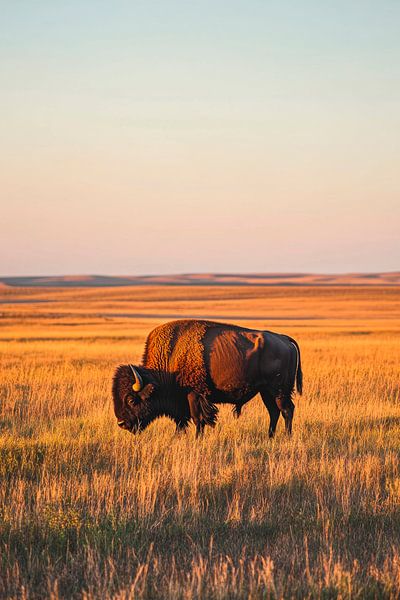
[117,420,125,427]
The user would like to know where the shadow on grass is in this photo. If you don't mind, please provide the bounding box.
[2,496,400,599]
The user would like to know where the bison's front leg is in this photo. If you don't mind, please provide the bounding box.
[187,391,217,437]
[187,391,204,437]
[174,417,190,435]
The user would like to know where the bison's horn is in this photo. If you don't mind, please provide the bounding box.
[129,365,143,392]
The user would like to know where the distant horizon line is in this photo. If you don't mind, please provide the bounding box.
[0,272,399,288]
[1,270,399,278]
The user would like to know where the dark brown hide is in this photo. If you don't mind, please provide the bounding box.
[112,319,302,437]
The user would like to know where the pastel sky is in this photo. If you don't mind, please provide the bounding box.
[1,1,399,275]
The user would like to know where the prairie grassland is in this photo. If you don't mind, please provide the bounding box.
[0,285,400,599]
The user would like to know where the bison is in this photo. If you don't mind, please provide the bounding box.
[112,319,302,437]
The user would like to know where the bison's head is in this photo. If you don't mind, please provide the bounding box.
[112,364,156,433]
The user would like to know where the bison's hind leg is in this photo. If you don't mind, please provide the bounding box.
[260,391,280,438]
[276,395,295,436]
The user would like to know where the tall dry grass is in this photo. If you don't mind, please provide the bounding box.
[0,286,400,599]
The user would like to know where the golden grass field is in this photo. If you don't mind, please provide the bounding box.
[1,284,400,599]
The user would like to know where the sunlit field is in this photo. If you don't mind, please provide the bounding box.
[1,285,399,599]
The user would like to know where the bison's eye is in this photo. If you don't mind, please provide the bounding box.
[128,396,139,406]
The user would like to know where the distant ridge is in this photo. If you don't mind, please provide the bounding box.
[0,273,399,287]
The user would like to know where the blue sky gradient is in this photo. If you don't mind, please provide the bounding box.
[1,1,399,274]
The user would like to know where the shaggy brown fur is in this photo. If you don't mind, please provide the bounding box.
[142,320,209,394]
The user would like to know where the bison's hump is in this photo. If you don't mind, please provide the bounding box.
[142,320,209,394]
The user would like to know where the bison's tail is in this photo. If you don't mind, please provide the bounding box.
[290,339,303,396]
[296,358,303,395]
[199,395,219,428]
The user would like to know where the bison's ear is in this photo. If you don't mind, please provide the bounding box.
[138,383,155,402]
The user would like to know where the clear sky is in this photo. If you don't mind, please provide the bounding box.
[1,0,399,275]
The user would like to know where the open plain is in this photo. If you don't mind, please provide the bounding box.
[1,284,400,599]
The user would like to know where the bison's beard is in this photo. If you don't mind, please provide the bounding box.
[128,400,155,434]
[131,417,153,434]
